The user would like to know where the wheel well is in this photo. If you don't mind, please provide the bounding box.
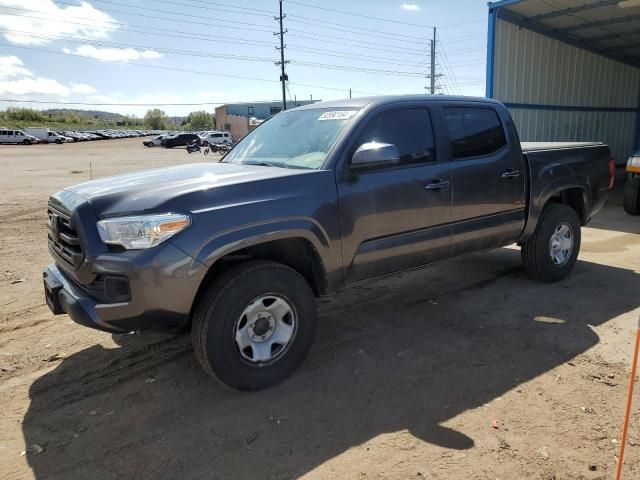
[547,187,587,224]
[190,238,327,318]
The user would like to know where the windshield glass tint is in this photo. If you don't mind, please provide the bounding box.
[223,108,359,169]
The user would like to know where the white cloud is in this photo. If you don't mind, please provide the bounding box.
[0,76,70,97]
[0,55,33,80]
[0,55,97,98]
[71,82,97,94]
[401,3,420,11]
[63,45,164,62]
[0,0,117,46]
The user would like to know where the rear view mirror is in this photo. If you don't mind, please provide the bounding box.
[350,142,400,173]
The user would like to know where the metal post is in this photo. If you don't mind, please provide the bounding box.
[274,0,288,110]
[349,88,352,99]
[430,27,436,95]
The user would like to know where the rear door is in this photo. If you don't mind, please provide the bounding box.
[337,105,452,284]
[443,105,525,255]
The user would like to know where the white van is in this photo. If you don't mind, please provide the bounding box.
[200,131,232,146]
[0,129,37,145]
[23,128,68,144]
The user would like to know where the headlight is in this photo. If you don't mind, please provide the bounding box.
[97,213,191,250]
[628,156,640,173]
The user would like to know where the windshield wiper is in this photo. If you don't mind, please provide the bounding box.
[238,160,298,168]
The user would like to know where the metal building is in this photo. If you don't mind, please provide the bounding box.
[486,0,640,164]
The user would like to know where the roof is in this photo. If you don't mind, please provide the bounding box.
[489,0,640,68]
[291,95,501,111]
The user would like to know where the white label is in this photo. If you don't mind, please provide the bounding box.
[318,110,357,121]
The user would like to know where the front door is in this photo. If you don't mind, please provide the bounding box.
[338,106,452,284]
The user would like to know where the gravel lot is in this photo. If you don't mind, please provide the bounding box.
[1,138,639,479]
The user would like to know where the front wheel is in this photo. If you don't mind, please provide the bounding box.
[192,261,317,391]
[623,176,640,215]
[55,139,62,144]
[521,203,581,282]
[22,139,31,145]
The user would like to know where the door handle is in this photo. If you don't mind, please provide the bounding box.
[424,179,450,191]
[501,169,521,179]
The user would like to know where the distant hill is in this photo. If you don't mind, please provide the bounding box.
[42,109,128,121]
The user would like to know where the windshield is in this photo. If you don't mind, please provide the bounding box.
[222,108,359,169]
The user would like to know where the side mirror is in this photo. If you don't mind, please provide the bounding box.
[350,142,400,173]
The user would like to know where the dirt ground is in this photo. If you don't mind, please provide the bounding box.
[0,138,639,480]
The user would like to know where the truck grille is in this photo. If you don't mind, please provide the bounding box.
[47,204,84,269]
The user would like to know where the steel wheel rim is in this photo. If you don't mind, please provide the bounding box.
[234,294,297,364]
[549,222,573,266]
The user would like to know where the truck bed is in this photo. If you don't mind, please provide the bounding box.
[521,141,603,152]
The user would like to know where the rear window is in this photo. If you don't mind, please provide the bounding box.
[445,107,507,159]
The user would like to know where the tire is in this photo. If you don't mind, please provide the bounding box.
[623,176,640,215]
[55,139,62,144]
[521,203,581,283]
[22,139,31,145]
[202,141,209,147]
[192,260,317,391]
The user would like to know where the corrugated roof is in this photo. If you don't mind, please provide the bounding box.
[489,0,640,67]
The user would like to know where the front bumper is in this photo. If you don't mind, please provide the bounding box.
[43,242,208,334]
[44,264,128,333]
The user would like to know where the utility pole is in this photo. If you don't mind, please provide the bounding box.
[349,88,352,99]
[430,26,436,95]
[274,0,289,110]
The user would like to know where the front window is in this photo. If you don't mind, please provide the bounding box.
[223,108,359,169]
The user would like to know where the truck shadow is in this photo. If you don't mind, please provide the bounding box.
[22,249,639,479]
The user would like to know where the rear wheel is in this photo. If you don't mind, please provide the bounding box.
[521,203,581,282]
[623,176,640,215]
[192,260,317,391]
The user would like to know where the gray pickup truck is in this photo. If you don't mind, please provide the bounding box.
[43,96,614,390]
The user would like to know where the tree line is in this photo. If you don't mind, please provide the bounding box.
[144,109,216,131]
[0,107,216,131]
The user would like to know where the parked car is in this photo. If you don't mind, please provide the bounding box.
[623,150,640,215]
[161,133,200,148]
[143,134,166,147]
[0,128,37,144]
[200,131,232,146]
[22,128,68,144]
[43,95,613,391]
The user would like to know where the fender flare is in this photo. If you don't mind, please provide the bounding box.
[519,177,590,242]
[188,216,342,290]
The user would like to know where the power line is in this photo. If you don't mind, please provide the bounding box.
[59,0,275,31]
[150,0,275,17]
[287,0,434,28]
[287,45,426,68]
[0,43,385,96]
[0,29,430,77]
[15,3,429,55]
[0,99,226,106]
[286,16,429,43]
[0,10,433,67]
[287,31,427,55]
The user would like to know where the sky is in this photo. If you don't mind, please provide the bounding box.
[0,0,489,117]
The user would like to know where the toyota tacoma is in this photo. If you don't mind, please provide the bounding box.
[43,96,614,390]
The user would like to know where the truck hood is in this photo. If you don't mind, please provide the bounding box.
[64,162,319,217]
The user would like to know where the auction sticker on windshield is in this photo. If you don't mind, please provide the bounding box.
[318,110,357,121]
